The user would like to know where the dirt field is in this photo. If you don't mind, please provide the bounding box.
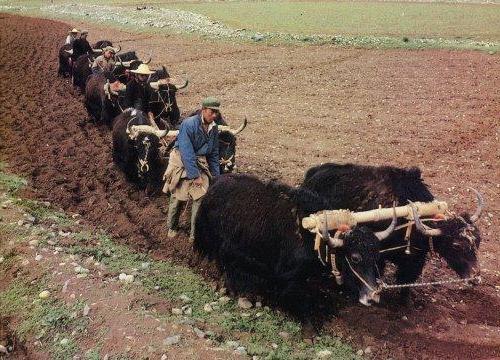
[0,13,499,359]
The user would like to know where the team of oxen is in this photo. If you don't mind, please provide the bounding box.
[58,38,484,321]
[58,39,247,189]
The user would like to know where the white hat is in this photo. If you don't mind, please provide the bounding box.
[69,28,79,33]
[131,64,155,75]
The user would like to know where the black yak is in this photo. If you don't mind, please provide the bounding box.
[58,44,73,77]
[148,67,188,130]
[85,73,125,125]
[112,109,163,188]
[194,174,398,315]
[58,39,112,80]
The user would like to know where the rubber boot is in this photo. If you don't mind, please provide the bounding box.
[189,198,202,241]
[167,195,181,238]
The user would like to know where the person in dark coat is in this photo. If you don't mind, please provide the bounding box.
[71,30,92,61]
[124,63,156,127]
[65,28,79,45]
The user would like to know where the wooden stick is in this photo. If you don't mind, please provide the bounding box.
[302,201,448,231]
[128,125,177,139]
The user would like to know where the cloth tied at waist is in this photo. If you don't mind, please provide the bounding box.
[162,148,211,201]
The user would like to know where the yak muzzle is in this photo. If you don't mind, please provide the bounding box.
[359,289,381,307]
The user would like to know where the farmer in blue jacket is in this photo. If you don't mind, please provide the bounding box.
[163,97,221,240]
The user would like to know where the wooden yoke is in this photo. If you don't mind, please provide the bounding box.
[302,201,448,232]
[127,125,177,140]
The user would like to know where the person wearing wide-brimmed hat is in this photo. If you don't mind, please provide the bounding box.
[71,29,92,61]
[65,28,79,46]
[124,63,156,126]
[163,97,221,241]
[91,46,116,75]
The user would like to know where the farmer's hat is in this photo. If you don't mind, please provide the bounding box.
[69,28,79,33]
[201,97,221,111]
[131,64,155,75]
[103,46,116,53]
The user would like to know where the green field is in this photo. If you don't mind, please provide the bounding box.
[1,0,499,49]
[169,1,500,40]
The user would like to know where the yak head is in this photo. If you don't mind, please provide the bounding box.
[125,110,161,185]
[217,118,248,173]
[149,66,170,83]
[93,40,113,49]
[411,189,484,280]
[320,211,397,306]
[133,132,160,184]
[336,227,382,306]
[113,52,150,82]
[218,131,237,174]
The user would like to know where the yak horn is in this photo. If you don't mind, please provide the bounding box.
[121,61,133,68]
[176,79,189,90]
[410,202,442,237]
[114,45,121,53]
[223,116,248,135]
[165,130,178,137]
[130,125,178,138]
[149,81,160,90]
[129,125,168,139]
[322,212,343,247]
[469,188,484,223]
[375,203,397,240]
[142,56,152,65]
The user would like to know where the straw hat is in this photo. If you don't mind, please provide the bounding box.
[131,64,155,75]
[103,46,116,54]
[69,28,79,33]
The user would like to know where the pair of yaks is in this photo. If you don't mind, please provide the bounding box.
[193,163,483,318]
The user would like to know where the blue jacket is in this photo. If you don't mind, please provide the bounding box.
[174,114,220,179]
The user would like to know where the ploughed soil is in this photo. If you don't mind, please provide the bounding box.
[0,13,499,359]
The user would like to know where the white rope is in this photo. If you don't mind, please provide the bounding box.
[379,276,481,290]
[345,256,377,293]
[151,85,173,121]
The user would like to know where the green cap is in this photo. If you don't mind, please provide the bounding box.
[202,97,221,110]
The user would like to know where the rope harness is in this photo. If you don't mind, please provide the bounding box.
[150,85,174,121]
[125,114,152,174]
[218,137,236,170]
[378,275,481,290]
[138,138,151,173]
